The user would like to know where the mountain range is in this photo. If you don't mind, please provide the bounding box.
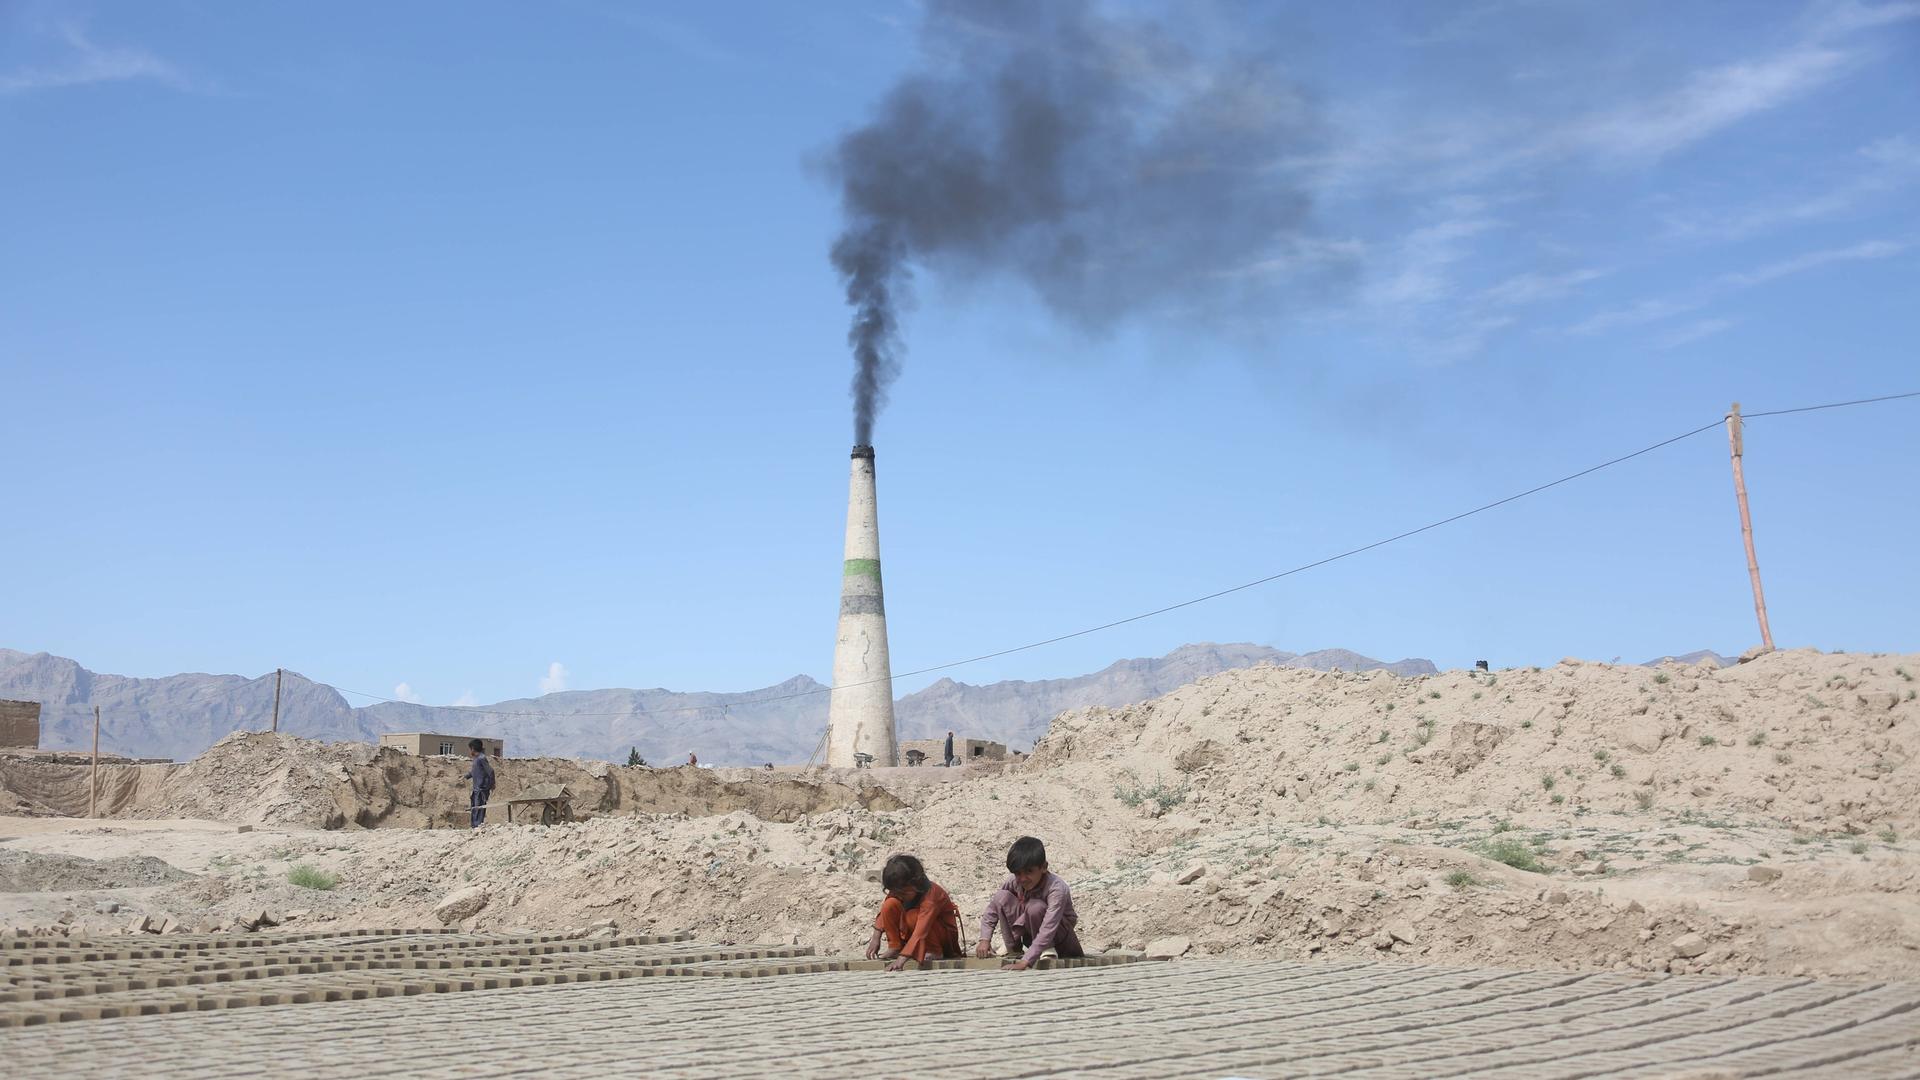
[0,644,1435,765]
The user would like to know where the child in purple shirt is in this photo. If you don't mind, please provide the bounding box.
[974,836,1084,971]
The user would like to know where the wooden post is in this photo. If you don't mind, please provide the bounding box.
[271,668,283,733]
[1726,403,1775,651]
[89,705,101,819]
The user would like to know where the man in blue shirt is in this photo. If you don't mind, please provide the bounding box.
[467,739,495,828]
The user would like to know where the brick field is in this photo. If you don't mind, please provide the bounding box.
[2,930,1917,1077]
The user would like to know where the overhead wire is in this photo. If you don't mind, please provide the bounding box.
[309,388,1917,722]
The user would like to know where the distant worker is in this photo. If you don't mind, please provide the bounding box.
[944,731,956,767]
[687,751,698,767]
[467,739,495,829]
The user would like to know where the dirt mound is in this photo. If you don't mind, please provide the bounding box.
[0,732,910,830]
[0,849,194,892]
[10,648,1919,981]
[1032,648,1920,832]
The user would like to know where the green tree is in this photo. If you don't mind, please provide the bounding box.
[626,747,647,767]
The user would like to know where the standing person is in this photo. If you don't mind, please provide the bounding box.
[975,836,1084,971]
[943,731,956,767]
[687,751,698,767]
[466,739,494,829]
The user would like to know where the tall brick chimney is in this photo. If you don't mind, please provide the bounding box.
[826,445,897,767]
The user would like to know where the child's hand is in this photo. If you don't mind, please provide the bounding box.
[1005,958,1031,972]
[886,956,909,972]
[864,940,879,960]
[973,940,994,959]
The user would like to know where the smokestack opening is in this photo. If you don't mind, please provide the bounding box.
[851,445,875,460]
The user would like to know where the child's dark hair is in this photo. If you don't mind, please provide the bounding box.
[1006,836,1048,873]
[881,854,930,900]
[467,738,484,753]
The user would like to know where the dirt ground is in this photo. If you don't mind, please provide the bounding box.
[3,648,1916,981]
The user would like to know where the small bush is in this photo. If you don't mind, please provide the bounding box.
[1430,691,1442,700]
[1375,753,1392,766]
[1478,838,1547,873]
[1520,719,1533,729]
[1363,779,1377,792]
[1385,703,1396,712]
[1633,790,1654,810]
[1490,820,1514,834]
[1445,870,1480,888]
[1343,762,1360,773]
[1879,826,1897,843]
[1897,666,1911,681]
[1774,751,1793,765]
[1592,749,1610,763]
[1698,735,1719,747]
[1472,691,1483,700]
[1850,840,1869,855]
[1377,729,1390,743]
[1747,731,1766,747]
[1653,673,1670,684]
[1550,794,1565,805]
[1540,774,1556,791]
[288,864,338,891]
[1609,763,1627,779]
[1114,774,1188,809]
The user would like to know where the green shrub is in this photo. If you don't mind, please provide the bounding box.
[1343,762,1360,773]
[1746,731,1766,747]
[1633,790,1654,810]
[1850,840,1869,855]
[1540,774,1555,791]
[1653,673,1670,684]
[1445,870,1480,888]
[1114,774,1188,809]
[1592,749,1610,763]
[1609,763,1627,779]
[1698,735,1718,747]
[1550,794,1565,805]
[288,864,338,891]
[1477,838,1547,873]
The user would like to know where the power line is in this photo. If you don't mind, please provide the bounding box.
[314,390,1916,721]
[1742,389,1920,419]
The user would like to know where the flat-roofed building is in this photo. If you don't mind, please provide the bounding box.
[378,733,504,758]
[900,736,1007,766]
[0,700,40,748]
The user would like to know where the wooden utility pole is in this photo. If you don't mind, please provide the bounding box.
[89,705,101,819]
[271,668,283,733]
[1726,403,1775,651]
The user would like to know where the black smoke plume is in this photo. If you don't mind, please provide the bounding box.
[827,0,1328,443]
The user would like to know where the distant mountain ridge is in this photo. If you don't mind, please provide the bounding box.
[0,643,1435,765]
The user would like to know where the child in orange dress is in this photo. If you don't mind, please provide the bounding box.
[864,854,963,971]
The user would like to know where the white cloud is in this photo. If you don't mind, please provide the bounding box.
[539,662,570,695]
[451,691,479,708]
[393,682,421,704]
[1663,134,1920,240]
[1561,46,1853,163]
[1568,237,1905,336]
[1657,317,1737,349]
[1716,238,1906,287]
[1479,268,1611,307]
[0,24,187,96]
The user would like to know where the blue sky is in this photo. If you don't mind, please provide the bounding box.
[3,0,1916,707]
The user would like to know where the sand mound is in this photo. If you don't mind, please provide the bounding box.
[0,849,194,892]
[10,648,1919,980]
[0,732,910,829]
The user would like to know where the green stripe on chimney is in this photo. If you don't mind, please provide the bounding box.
[843,558,882,579]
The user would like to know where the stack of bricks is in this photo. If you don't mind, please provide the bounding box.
[0,928,1143,1026]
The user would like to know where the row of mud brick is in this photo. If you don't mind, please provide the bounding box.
[0,929,1143,1026]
